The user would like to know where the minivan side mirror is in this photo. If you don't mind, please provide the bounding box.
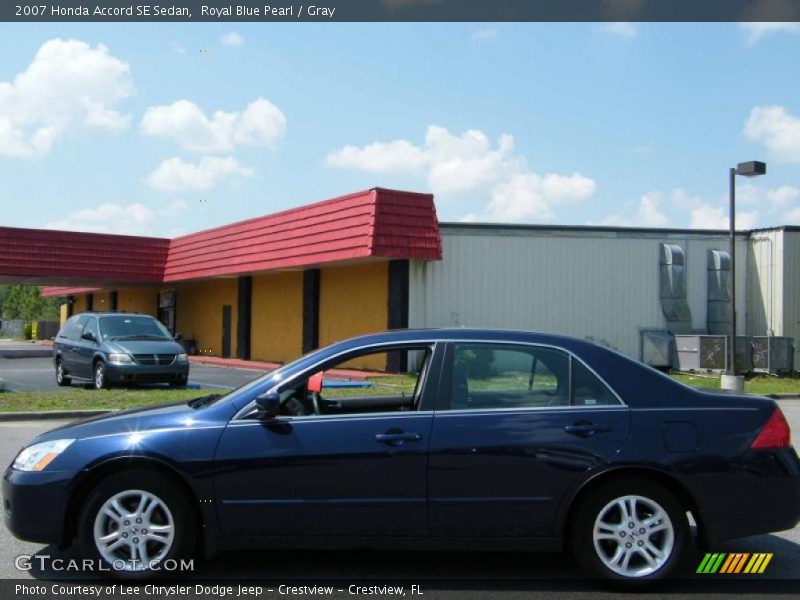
[254,392,281,419]
[81,331,96,342]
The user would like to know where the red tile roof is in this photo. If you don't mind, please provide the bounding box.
[6,188,440,297]
[0,227,169,290]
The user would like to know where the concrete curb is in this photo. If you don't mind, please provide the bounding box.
[768,394,800,400]
[0,409,113,421]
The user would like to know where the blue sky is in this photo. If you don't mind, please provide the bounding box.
[1,22,800,237]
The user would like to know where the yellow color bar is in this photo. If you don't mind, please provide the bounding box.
[758,554,773,574]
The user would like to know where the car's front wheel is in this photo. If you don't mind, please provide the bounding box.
[55,358,71,387]
[570,478,688,583]
[94,361,110,390]
[78,469,196,576]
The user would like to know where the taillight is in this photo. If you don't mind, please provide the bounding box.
[750,408,792,449]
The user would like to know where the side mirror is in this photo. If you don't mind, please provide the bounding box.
[254,391,281,419]
[307,372,323,393]
[81,331,96,342]
[174,332,183,341]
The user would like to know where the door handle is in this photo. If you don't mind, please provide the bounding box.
[564,422,611,437]
[375,431,421,446]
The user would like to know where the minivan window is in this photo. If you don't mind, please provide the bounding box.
[82,317,100,341]
[99,316,173,341]
[59,315,89,341]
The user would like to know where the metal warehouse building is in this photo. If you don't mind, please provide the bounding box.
[1,187,797,370]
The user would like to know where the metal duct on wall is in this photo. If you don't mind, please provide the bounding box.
[659,243,692,334]
[707,249,731,335]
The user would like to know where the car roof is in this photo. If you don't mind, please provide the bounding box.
[332,327,601,353]
[73,312,157,317]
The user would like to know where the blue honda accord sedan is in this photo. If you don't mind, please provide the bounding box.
[4,329,800,582]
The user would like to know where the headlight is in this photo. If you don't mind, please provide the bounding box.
[176,353,188,363]
[13,439,75,471]
[107,353,133,364]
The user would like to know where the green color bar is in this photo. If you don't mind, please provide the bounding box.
[697,553,713,573]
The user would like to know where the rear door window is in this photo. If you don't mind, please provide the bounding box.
[450,344,570,410]
[571,360,620,406]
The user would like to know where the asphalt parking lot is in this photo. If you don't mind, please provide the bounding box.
[0,405,799,597]
[0,355,265,392]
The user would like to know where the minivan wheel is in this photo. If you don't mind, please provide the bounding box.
[55,359,71,386]
[571,478,688,583]
[78,470,196,577]
[94,361,110,390]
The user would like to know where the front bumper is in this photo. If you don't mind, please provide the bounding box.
[106,362,190,384]
[3,467,75,545]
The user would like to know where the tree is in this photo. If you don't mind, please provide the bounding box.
[1,286,63,321]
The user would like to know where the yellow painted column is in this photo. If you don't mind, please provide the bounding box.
[318,262,388,370]
[251,272,303,363]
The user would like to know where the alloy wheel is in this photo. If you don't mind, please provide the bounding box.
[92,489,175,571]
[592,494,675,578]
[94,364,105,389]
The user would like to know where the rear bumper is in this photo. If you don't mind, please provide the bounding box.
[3,467,74,546]
[106,363,189,384]
[687,448,800,545]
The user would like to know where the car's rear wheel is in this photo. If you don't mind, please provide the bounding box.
[94,361,110,390]
[78,469,196,577]
[571,478,688,584]
[55,359,71,386]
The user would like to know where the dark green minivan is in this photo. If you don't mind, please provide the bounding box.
[53,312,190,389]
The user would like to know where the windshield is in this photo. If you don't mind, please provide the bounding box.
[99,315,173,341]
[218,344,338,409]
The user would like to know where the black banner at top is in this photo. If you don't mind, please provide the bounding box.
[3,0,800,22]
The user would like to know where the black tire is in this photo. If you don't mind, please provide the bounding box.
[94,361,110,390]
[77,469,197,578]
[55,358,71,387]
[570,477,689,585]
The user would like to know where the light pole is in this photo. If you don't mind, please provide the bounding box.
[722,161,766,392]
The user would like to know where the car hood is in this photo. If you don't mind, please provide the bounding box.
[102,339,185,354]
[33,395,235,445]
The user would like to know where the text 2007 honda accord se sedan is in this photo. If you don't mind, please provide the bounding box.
[4,329,800,582]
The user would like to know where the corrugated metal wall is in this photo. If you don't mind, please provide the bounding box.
[782,231,800,366]
[747,229,783,339]
[409,226,748,360]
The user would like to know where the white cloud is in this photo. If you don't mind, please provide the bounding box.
[220,32,244,47]
[325,139,426,173]
[327,125,520,195]
[740,22,800,45]
[743,105,800,162]
[471,28,498,41]
[594,22,637,38]
[690,203,759,230]
[767,184,800,207]
[594,192,670,227]
[170,41,187,54]
[633,143,654,155]
[738,183,800,224]
[145,156,253,192]
[44,200,187,236]
[0,38,133,158]
[464,172,595,223]
[327,124,595,222]
[784,206,800,224]
[141,97,286,153]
